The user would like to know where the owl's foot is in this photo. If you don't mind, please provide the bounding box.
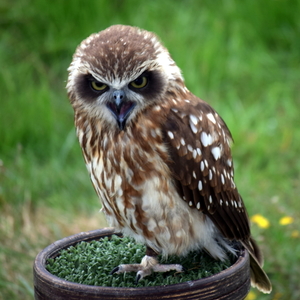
[110,255,184,284]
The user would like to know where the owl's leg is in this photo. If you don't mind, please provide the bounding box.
[110,247,184,283]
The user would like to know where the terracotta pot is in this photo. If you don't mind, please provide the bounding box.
[33,227,251,299]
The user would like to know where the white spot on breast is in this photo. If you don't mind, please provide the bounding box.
[153,105,161,112]
[158,220,167,227]
[102,134,108,149]
[171,108,178,113]
[185,99,190,103]
[200,132,213,147]
[193,171,197,179]
[198,180,203,191]
[220,199,223,206]
[116,199,125,212]
[176,231,183,238]
[209,195,213,203]
[147,218,157,232]
[115,174,122,187]
[151,129,157,138]
[207,113,216,124]
[187,144,193,152]
[189,201,193,206]
[209,169,213,180]
[167,131,174,139]
[117,189,123,197]
[211,146,221,160]
[196,202,201,210]
[126,167,134,179]
[180,138,186,146]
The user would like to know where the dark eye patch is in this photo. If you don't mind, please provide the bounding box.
[129,70,165,101]
[75,74,108,102]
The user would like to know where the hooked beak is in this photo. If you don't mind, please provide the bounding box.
[106,90,136,130]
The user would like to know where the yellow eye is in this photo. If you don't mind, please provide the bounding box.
[90,81,108,91]
[130,76,148,89]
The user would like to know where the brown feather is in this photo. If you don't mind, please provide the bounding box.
[162,95,251,240]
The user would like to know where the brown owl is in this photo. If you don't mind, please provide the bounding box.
[67,25,271,293]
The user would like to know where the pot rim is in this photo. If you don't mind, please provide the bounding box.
[34,227,250,296]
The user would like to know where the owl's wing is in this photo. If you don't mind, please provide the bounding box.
[162,96,250,241]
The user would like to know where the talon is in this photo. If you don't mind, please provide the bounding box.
[110,266,120,275]
[135,273,141,285]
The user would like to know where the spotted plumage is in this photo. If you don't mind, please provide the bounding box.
[67,25,271,293]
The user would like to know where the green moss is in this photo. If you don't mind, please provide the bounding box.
[46,235,234,287]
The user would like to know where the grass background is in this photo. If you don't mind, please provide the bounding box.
[0,0,299,299]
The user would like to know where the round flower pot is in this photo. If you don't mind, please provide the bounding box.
[33,227,251,299]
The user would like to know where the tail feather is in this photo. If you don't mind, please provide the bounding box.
[242,237,272,294]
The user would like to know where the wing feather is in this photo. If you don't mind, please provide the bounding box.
[162,95,250,241]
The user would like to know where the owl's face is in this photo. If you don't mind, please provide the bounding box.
[67,25,183,130]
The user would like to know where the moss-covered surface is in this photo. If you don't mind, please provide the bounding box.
[46,235,235,287]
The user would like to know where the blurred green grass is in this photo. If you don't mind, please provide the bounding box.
[0,0,299,299]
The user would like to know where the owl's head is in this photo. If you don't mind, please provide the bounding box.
[67,25,183,130]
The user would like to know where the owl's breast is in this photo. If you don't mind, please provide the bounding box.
[79,125,210,256]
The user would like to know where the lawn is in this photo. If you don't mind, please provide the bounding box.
[0,0,299,299]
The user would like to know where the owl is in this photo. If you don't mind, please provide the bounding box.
[67,25,271,293]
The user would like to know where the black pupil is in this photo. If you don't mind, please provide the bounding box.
[134,77,144,85]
